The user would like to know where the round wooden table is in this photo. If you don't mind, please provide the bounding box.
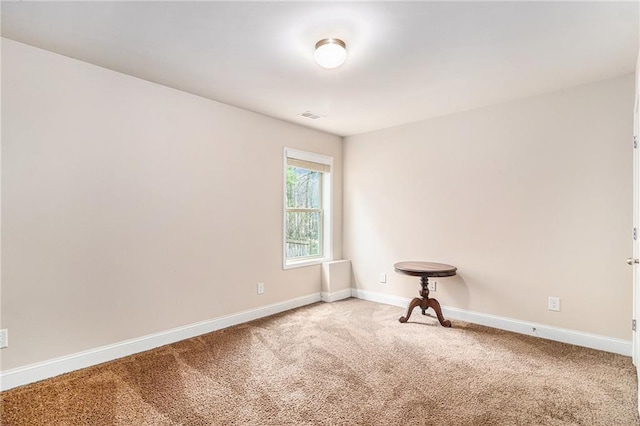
[394,261,457,327]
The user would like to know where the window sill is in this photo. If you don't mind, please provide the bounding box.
[283,257,329,270]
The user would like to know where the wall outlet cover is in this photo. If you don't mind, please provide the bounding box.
[0,329,8,349]
[548,297,561,312]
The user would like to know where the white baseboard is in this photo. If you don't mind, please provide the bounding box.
[321,288,352,303]
[351,288,632,357]
[3,289,631,392]
[0,293,322,392]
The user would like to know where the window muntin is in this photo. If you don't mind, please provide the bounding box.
[286,166,323,259]
[283,148,332,268]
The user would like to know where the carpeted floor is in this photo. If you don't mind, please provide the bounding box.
[1,298,639,425]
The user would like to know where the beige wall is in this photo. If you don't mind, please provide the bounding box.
[1,36,633,373]
[1,39,342,370]
[344,74,634,340]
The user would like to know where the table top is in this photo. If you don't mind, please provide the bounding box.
[394,261,457,278]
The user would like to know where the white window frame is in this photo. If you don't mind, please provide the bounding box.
[283,147,333,269]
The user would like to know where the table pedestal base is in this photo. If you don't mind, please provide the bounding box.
[398,276,451,327]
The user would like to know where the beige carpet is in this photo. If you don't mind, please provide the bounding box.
[1,298,639,425]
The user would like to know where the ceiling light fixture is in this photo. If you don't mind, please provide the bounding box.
[314,38,347,69]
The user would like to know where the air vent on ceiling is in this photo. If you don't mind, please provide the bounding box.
[298,111,325,120]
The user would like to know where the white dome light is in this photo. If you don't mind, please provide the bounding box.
[314,38,347,69]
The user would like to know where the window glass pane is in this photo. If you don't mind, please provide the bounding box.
[286,211,322,258]
[286,166,321,209]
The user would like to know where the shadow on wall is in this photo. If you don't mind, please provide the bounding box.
[349,263,470,310]
[396,274,470,309]
[445,275,470,309]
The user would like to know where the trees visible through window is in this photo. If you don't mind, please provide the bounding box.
[286,166,322,258]
[284,149,332,267]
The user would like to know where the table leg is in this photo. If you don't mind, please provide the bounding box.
[419,276,431,316]
[422,297,451,327]
[398,275,452,327]
[398,297,422,323]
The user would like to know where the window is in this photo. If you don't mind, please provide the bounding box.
[283,148,332,268]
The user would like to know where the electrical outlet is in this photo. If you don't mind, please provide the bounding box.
[0,329,8,349]
[548,297,561,312]
[257,282,265,295]
[379,273,387,283]
[428,281,436,292]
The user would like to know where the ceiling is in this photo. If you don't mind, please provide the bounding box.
[2,1,638,136]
